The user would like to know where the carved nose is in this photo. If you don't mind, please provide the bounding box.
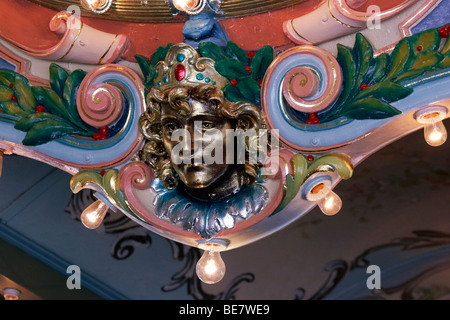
[179,125,202,160]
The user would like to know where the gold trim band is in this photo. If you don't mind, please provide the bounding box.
[328,0,362,29]
[290,19,314,44]
[97,34,118,65]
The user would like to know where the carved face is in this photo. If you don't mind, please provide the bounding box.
[161,98,233,189]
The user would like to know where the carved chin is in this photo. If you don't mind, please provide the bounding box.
[175,163,229,189]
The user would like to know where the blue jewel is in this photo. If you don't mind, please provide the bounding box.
[177,54,185,62]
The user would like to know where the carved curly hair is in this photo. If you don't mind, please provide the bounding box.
[138,84,266,190]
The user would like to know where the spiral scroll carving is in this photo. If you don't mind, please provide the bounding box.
[118,161,155,191]
[77,81,124,128]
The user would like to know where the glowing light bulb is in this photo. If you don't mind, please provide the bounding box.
[172,0,200,12]
[317,190,342,216]
[414,106,448,147]
[80,0,111,13]
[80,0,105,10]
[80,199,108,229]
[3,288,20,300]
[196,250,226,284]
[424,118,447,147]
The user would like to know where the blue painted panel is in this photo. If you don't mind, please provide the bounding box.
[0,156,191,300]
[0,56,16,71]
[411,0,450,34]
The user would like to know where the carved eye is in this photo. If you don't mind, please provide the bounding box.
[164,122,181,133]
[202,121,216,130]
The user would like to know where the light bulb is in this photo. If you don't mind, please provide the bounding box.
[424,119,447,147]
[196,250,226,284]
[172,0,200,12]
[317,190,342,216]
[81,0,105,10]
[80,0,111,13]
[80,199,108,229]
[3,288,20,300]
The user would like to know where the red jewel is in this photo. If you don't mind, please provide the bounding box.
[245,50,256,61]
[9,83,14,88]
[11,95,17,101]
[416,45,423,52]
[305,113,320,125]
[360,84,370,90]
[245,66,252,74]
[93,132,107,141]
[438,25,450,38]
[100,170,106,176]
[99,126,109,134]
[230,79,237,87]
[307,155,314,162]
[174,64,186,81]
[35,105,45,113]
[258,80,263,87]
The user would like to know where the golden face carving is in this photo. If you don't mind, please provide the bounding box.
[139,84,265,200]
[161,99,233,189]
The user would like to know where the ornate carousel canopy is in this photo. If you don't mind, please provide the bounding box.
[0,0,449,291]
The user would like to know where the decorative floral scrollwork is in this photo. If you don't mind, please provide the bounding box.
[77,82,124,128]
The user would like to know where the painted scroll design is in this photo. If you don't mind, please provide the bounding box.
[273,150,354,214]
[4,11,128,65]
[295,230,450,300]
[283,0,418,46]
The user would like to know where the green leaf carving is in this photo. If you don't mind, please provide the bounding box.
[384,38,410,82]
[135,54,158,88]
[0,69,16,87]
[343,97,401,120]
[395,51,443,83]
[31,86,71,120]
[222,83,245,102]
[0,65,98,145]
[22,119,81,146]
[225,41,250,66]
[235,76,261,106]
[439,55,450,69]
[352,33,373,99]
[14,112,70,132]
[322,26,450,123]
[354,81,413,103]
[251,45,274,81]
[335,44,357,107]
[49,63,69,97]
[0,101,28,117]
[62,69,90,131]
[151,43,175,65]
[14,74,36,113]
[0,84,13,102]
[409,29,440,54]
[198,42,229,62]
[215,58,249,79]
[368,53,390,85]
